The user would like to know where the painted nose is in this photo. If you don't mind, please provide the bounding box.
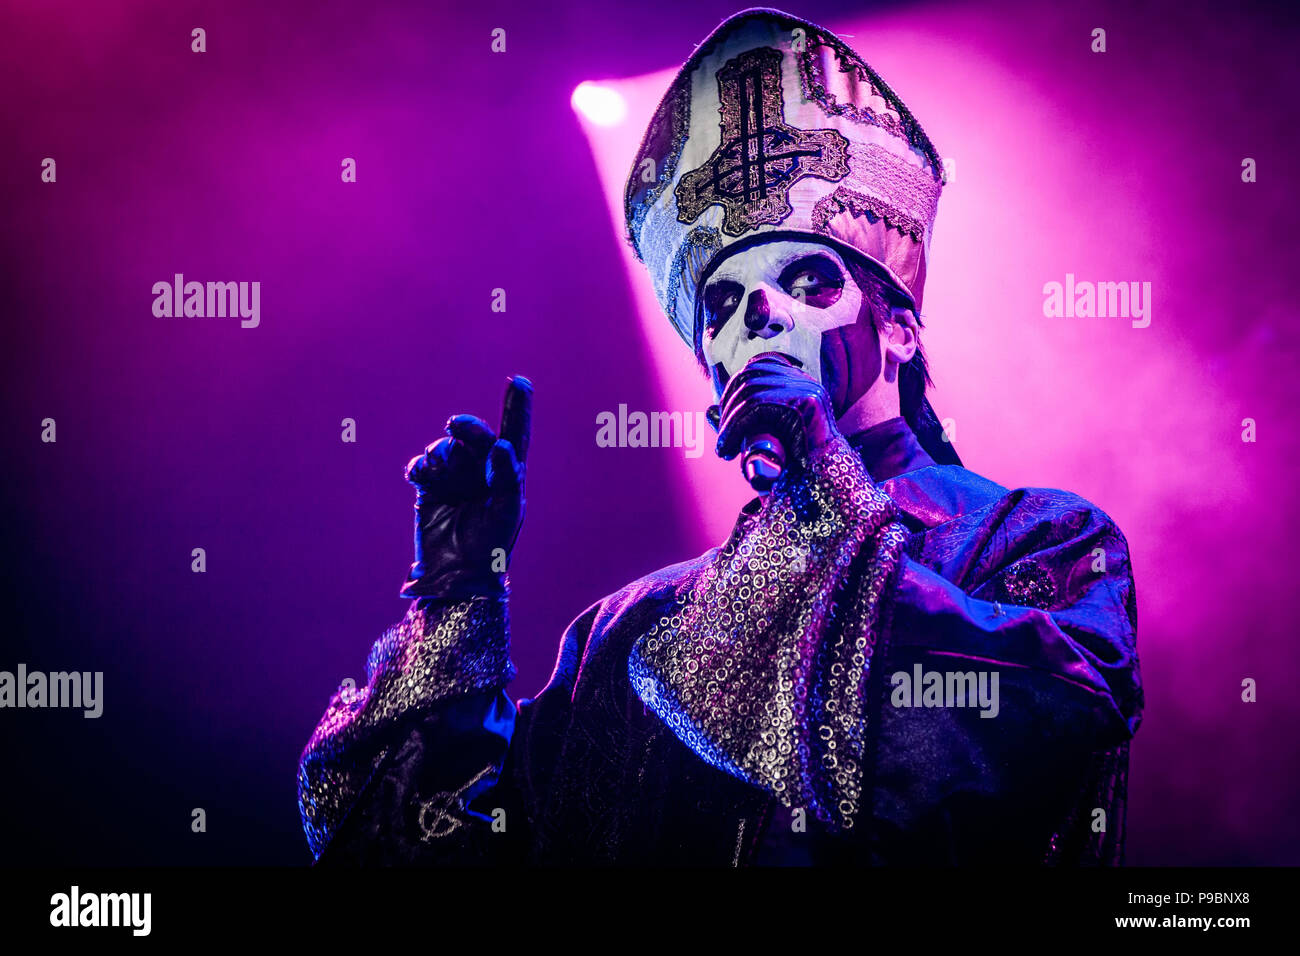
[743,289,787,338]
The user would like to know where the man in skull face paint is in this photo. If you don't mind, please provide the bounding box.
[298,8,1142,865]
[697,238,953,467]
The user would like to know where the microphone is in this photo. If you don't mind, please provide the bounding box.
[710,351,802,493]
[741,433,786,493]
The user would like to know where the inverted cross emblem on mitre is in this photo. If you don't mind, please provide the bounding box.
[675,46,850,236]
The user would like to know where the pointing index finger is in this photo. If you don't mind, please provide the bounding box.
[499,374,533,464]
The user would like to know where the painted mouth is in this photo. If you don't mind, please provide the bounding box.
[753,350,804,369]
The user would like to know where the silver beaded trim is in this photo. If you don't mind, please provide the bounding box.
[630,437,906,830]
[297,597,513,858]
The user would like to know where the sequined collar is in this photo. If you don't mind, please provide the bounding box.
[730,419,935,532]
[629,437,906,831]
[844,416,935,482]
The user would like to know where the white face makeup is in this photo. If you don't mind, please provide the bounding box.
[699,239,864,398]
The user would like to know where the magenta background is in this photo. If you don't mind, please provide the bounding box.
[1,0,1297,865]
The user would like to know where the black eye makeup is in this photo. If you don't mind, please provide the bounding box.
[778,254,845,307]
[702,252,846,340]
[702,279,745,339]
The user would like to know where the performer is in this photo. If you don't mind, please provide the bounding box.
[298,7,1142,865]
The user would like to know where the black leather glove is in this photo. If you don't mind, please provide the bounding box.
[710,352,839,471]
[399,375,532,601]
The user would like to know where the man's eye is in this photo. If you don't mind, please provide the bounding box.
[789,270,828,290]
[705,284,743,332]
[785,267,843,303]
[704,296,737,339]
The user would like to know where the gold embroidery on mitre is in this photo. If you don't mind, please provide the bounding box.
[675,47,850,237]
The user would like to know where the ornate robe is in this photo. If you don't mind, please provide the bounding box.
[298,417,1142,865]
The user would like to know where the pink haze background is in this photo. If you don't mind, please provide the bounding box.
[1,0,1297,864]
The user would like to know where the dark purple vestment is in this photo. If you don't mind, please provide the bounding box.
[298,417,1141,865]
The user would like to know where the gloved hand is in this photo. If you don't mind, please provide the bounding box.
[709,352,839,472]
[400,375,532,602]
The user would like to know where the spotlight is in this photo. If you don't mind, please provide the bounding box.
[571,82,627,126]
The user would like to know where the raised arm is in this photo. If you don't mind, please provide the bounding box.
[297,376,534,863]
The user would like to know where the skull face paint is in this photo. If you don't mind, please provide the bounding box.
[699,239,883,420]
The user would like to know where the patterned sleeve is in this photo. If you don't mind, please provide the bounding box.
[297,596,515,860]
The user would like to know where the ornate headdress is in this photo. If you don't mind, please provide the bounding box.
[624,7,945,355]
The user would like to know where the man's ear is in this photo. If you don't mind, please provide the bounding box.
[883,306,919,366]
